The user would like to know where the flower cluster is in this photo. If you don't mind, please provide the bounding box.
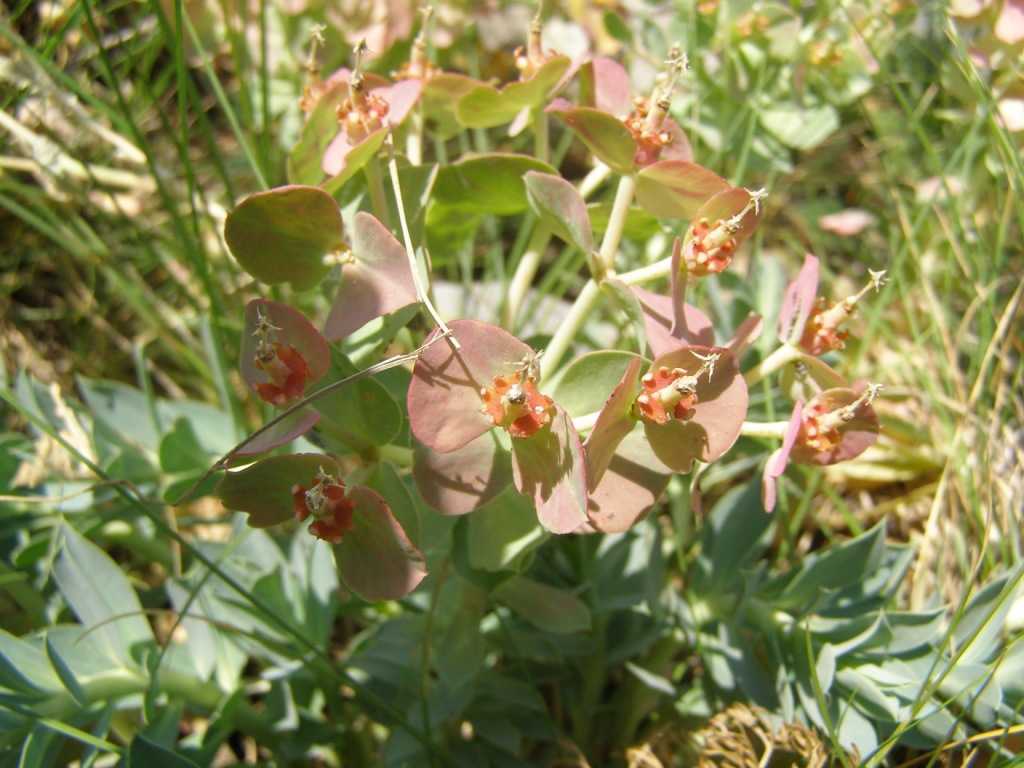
[291,467,355,543]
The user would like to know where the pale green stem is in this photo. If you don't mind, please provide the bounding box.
[617,255,672,287]
[364,157,391,230]
[578,162,613,198]
[501,225,552,331]
[740,420,791,439]
[385,133,460,349]
[533,104,549,165]
[406,106,424,166]
[543,279,603,372]
[743,343,805,388]
[597,173,637,277]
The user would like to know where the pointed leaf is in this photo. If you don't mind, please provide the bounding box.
[321,128,389,196]
[288,79,349,185]
[53,524,155,664]
[582,355,641,490]
[510,405,588,534]
[547,99,637,174]
[224,186,341,290]
[587,424,670,533]
[636,161,731,220]
[778,254,820,344]
[456,56,571,128]
[524,171,593,255]
[335,486,427,601]
[493,576,591,633]
[228,408,320,459]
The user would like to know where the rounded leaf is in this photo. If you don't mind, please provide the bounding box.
[225,186,341,290]
[636,161,731,220]
[240,299,331,404]
[216,453,337,528]
[408,319,535,453]
[413,432,513,516]
[641,346,749,473]
[335,486,427,602]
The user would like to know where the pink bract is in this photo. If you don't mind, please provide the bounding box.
[324,212,419,340]
[636,346,749,473]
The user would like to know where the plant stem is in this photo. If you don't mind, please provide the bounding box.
[617,256,672,287]
[742,343,804,388]
[501,224,552,331]
[365,156,392,230]
[533,104,549,165]
[597,173,637,277]
[543,279,603,372]
[739,420,790,439]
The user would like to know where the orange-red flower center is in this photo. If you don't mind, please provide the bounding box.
[684,217,737,276]
[291,478,355,543]
[633,366,700,425]
[480,372,554,438]
[253,343,311,406]
[797,399,843,453]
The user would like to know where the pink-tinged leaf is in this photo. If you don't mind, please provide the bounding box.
[587,425,670,533]
[642,346,749,473]
[456,56,572,128]
[761,402,803,513]
[689,187,763,248]
[582,356,641,490]
[321,127,389,193]
[433,154,558,215]
[524,171,593,255]
[778,256,819,346]
[335,485,427,601]
[224,186,342,290]
[659,119,693,163]
[408,319,535,453]
[511,405,588,535]
[790,388,879,466]
[230,409,320,459]
[726,313,764,358]
[240,299,331,406]
[779,356,849,405]
[384,78,424,126]
[633,288,714,357]
[324,212,419,340]
[421,73,484,140]
[216,453,336,527]
[547,99,638,174]
[288,80,349,186]
[636,161,731,220]
[778,254,820,344]
[413,432,513,515]
[578,57,634,116]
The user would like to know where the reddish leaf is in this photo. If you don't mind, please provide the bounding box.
[229,409,320,459]
[413,432,513,516]
[582,356,642,490]
[321,128,389,196]
[587,425,670,533]
[636,161,731,220]
[408,319,535,453]
[510,405,588,535]
[762,402,803,513]
[335,486,427,602]
[324,212,419,340]
[778,253,820,344]
[641,346,749,473]
[547,99,638,174]
[579,57,633,116]
[240,299,331,406]
[524,171,593,255]
[224,186,342,291]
